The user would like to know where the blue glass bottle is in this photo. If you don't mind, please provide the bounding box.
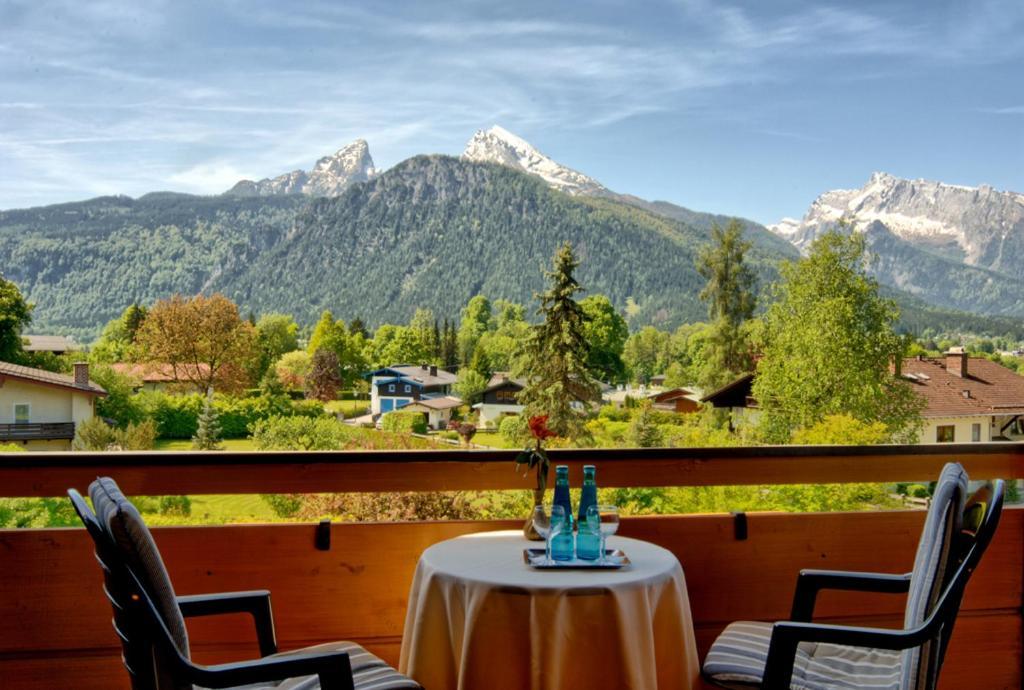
[576,507,602,561]
[551,466,574,561]
[577,465,597,526]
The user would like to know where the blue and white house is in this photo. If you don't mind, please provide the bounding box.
[367,364,458,415]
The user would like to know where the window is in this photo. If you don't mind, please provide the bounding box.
[971,423,981,442]
[404,384,411,393]
[14,403,30,424]
[388,384,395,392]
[936,425,955,443]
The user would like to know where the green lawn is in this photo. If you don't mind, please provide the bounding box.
[325,399,371,417]
[186,494,278,523]
[154,438,258,451]
[472,430,519,449]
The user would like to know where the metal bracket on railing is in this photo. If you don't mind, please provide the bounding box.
[731,512,748,541]
[315,519,331,551]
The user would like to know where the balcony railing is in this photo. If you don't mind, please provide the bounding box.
[0,421,75,442]
[0,443,1021,690]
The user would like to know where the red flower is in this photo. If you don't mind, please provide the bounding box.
[528,415,556,441]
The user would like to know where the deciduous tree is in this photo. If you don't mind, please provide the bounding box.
[752,231,923,443]
[0,273,32,363]
[135,293,257,393]
[306,349,342,402]
[696,220,757,390]
[580,294,628,383]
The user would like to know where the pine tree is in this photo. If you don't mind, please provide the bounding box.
[192,389,224,451]
[432,320,441,360]
[515,243,598,439]
[348,318,369,340]
[696,219,757,390]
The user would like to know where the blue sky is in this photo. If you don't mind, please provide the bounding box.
[1,0,1022,224]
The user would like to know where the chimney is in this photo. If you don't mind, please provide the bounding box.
[73,362,89,388]
[962,390,971,399]
[429,365,438,377]
[421,364,428,371]
[945,347,968,378]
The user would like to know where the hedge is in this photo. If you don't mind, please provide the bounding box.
[381,410,428,435]
[135,391,326,439]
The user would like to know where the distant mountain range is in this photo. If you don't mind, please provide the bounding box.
[771,173,1024,316]
[1,126,1022,341]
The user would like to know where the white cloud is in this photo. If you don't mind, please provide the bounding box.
[168,163,257,193]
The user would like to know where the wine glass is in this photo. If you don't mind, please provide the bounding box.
[595,505,620,562]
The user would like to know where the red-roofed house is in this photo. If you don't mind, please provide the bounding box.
[111,362,211,393]
[902,349,1024,444]
[0,361,106,450]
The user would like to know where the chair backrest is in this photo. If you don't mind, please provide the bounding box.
[900,462,967,690]
[71,477,194,690]
[926,478,1004,687]
[68,487,159,690]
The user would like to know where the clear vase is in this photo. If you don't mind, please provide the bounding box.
[523,487,545,541]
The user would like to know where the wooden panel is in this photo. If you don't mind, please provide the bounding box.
[0,508,1019,689]
[1,443,1021,497]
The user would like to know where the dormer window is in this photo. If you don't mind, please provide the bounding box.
[388,384,396,392]
[404,384,411,393]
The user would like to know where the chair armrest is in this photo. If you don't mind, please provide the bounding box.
[763,619,924,688]
[177,590,277,656]
[791,570,911,622]
[185,648,355,690]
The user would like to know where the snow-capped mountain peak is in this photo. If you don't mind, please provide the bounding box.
[226,139,376,197]
[462,125,608,196]
[769,172,1024,278]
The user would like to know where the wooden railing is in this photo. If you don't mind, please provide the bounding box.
[0,421,75,442]
[1,443,1022,689]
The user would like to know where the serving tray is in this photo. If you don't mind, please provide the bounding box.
[523,548,630,569]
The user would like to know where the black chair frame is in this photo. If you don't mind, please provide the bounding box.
[69,488,358,690]
[760,480,1004,689]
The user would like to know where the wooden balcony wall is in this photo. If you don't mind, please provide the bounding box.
[0,443,1021,689]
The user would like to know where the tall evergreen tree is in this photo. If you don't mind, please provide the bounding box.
[432,320,441,360]
[516,243,598,439]
[696,219,757,390]
[122,303,148,342]
[440,318,458,368]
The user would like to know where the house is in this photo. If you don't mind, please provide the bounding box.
[0,361,106,450]
[366,364,458,414]
[22,334,77,356]
[603,385,653,408]
[649,374,666,388]
[648,387,703,414]
[901,349,1024,444]
[700,373,758,430]
[111,362,211,393]
[473,375,525,429]
[400,396,464,430]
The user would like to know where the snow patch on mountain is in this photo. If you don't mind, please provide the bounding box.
[462,125,608,196]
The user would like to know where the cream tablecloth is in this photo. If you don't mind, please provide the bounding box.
[398,530,699,690]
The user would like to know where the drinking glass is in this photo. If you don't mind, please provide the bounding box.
[534,505,566,564]
[595,505,620,562]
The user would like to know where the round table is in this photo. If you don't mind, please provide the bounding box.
[398,530,700,690]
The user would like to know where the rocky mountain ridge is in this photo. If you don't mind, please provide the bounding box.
[226,139,377,197]
[771,172,1024,280]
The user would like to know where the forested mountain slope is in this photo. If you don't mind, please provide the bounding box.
[219,155,788,329]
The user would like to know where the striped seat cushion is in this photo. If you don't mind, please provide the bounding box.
[703,621,902,690]
[199,641,421,690]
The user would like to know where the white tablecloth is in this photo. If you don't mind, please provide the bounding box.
[399,530,699,690]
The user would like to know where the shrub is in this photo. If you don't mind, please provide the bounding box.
[381,411,428,435]
[261,493,303,518]
[250,415,350,450]
[72,417,156,451]
[158,495,192,517]
[908,484,930,499]
[499,415,529,446]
